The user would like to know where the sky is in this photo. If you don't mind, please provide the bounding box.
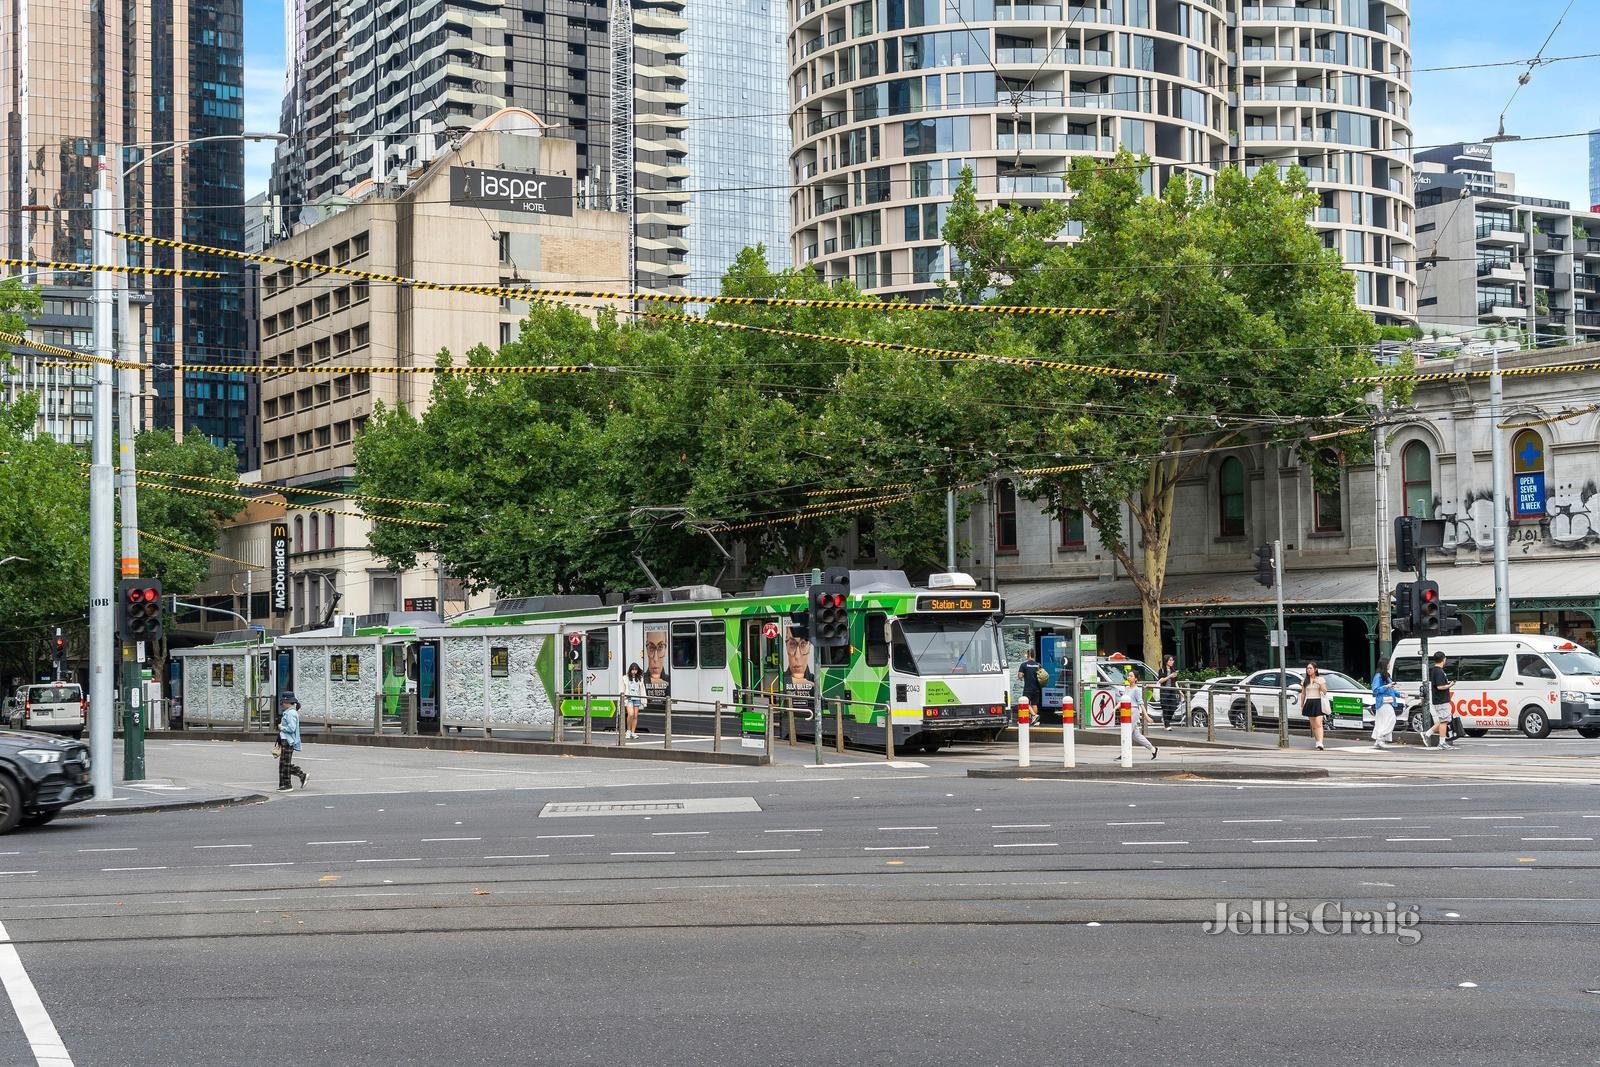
[240,0,1600,208]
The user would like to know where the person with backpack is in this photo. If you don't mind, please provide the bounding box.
[1156,654,1180,730]
[1017,652,1047,715]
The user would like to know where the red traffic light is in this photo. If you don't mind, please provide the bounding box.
[141,587,157,602]
[1421,588,1437,602]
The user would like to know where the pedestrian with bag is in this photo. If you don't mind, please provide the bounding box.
[1017,651,1047,717]
[275,691,308,792]
[1420,651,1457,750]
[1119,669,1159,760]
[1156,654,1180,730]
[1370,668,1402,750]
[1301,661,1329,751]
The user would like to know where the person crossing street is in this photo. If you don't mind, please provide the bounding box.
[277,691,308,791]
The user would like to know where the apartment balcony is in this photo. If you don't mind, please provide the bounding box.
[994,4,1064,19]
[1244,85,1336,103]
[996,132,1114,152]
[1242,4,1335,23]
[1477,302,1526,319]
[1580,237,1600,257]
[1476,263,1522,283]
[1476,225,1526,246]
[1576,272,1600,292]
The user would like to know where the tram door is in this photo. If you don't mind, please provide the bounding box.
[415,639,440,734]
[166,659,184,729]
[740,618,781,733]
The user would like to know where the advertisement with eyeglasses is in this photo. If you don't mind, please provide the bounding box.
[641,623,671,711]
[763,622,816,705]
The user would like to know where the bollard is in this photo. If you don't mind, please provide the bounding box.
[835,700,844,754]
[1119,694,1133,768]
[1062,696,1076,769]
[786,704,797,747]
[764,706,775,762]
[664,698,673,750]
[553,698,564,744]
[1205,685,1216,743]
[713,700,722,753]
[583,693,593,746]
[1017,696,1032,768]
[616,696,625,748]
[885,707,895,761]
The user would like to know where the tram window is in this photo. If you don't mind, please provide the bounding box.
[585,629,609,670]
[821,644,850,667]
[699,621,727,669]
[891,625,917,674]
[671,622,698,669]
[865,612,890,667]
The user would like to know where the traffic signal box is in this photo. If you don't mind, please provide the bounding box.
[1252,543,1276,588]
[117,578,164,645]
[1413,580,1440,635]
[1391,581,1414,636]
[808,578,850,651]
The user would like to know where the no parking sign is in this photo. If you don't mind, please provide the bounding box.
[1090,689,1117,727]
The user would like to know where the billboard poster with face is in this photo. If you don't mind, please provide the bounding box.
[641,623,670,710]
[764,622,815,705]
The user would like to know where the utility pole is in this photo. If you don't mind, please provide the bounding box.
[89,171,116,802]
[1372,394,1390,650]
[1273,538,1288,750]
[945,489,957,571]
[1488,349,1511,632]
[112,146,147,781]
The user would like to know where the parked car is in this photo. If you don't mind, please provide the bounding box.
[5,683,86,739]
[1183,676,1245,727]
[1225,668,1375,730]
[0,730,92,832]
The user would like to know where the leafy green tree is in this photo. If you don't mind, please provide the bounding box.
[944,152,1385,665]
[130,430,245,593]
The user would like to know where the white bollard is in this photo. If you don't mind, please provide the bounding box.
[1017,696,1032,768]
[1062,696,1076,769]
[1119,694,1133,768]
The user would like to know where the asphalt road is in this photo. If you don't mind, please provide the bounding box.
[2,751,1598,1065]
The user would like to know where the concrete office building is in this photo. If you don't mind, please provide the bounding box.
[0,0,250,458]
[684,0,792,283]
[787,0,1415,321]
[1415,160,1600,346]
[255,112,628,625]
[270,0,689,290]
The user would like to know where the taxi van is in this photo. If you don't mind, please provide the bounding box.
[1387,635,1600,739]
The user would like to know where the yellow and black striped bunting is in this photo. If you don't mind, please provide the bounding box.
[1,256,224,278]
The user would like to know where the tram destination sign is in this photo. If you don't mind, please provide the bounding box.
[449,166,573,217]
[915,594,1002,613]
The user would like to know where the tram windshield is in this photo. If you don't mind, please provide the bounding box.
[895,615,1002,675]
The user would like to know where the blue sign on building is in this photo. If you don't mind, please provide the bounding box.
[1516,472,1546,517]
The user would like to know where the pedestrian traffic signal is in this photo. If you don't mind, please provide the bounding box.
[1393,516,1418,573]
[808,577,850,651]
[1412,580,1440,635]
[1252,543,1276,588]
[1438,600,1463,636]
[1390,581,1414,637]
[117,578,164,644]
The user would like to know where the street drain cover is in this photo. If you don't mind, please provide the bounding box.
[539,797,762,818]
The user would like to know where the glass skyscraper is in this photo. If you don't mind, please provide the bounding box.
[684,0,792,286]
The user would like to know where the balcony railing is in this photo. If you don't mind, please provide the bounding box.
[1576,273,1600,292]
[994,4,1063,19]
[802,36,824,56]
[804,112,846,135]
[1244,85,1335,102]
[996,132,1114,152]
[1242,4,1334,23]
[817,193,847,213]
[826,27,846,43]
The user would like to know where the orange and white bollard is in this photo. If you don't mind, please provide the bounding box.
[1017,697,1032,768]
[1062,696,1076,769]
[1118,694,1133,768]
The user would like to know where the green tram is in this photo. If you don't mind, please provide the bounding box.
[415,570,1012,752]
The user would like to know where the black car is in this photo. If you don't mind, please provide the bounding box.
[0,730,93,832]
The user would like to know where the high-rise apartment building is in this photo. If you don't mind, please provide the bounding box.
[269,0,693,290]
[0,0,250,460]
[1590,125,1599,213]
[787,0,1415,322]
[684,0,792,283]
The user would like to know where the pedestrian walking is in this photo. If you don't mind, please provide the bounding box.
[1017,652,1046,716]
[623,664,644,740]
[276,691,307,792]
[1420,650,1457,749]
[1370,669,1402,749]
[1156,654,1180,730]
[1301,662,1329,751]
[1121,669,1158,760]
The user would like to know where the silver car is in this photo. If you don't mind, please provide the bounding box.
[1183,676,1245,727]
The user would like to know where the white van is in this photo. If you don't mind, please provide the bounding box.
[5,683,87,739]
[1387,635,1600,739]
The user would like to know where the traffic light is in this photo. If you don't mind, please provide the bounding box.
[1438,600,1463,636]
[117,578,164,644]
[1390,581,1414,637]
[808,577,850,651]
[1394,516,1417,573]
[1252,543,1276,588]
[50,631,66,680]
[1412,579,1440,635]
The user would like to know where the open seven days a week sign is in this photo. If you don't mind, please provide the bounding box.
[450,166,574,217]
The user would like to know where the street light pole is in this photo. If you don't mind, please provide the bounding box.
[90,172,116,801]
[1489,350,1511,632]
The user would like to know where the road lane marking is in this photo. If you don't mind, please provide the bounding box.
[0,918,73,1065]
[99,867,165,872]
[1121,841,1189,846]
[1386,837,1451,842]
[993,843,1058,849]
[1341,817,1404,821]
[77,848,136,853]
[737,849,802,854]
[1252,839,1319,844]
[611,852,675,857]
[0,872,38,877]
[877,826,937,831]
[420,837,481,842]
[194,844,252,850]
[307,840,367,845]
[536,834,595,840]
[355,858,421,864]
[229,862,294,868]
[1461,816,1522,821]
[483,855,550,860]
[992,824,1050,829]
[652,831,710,837]
[1107,821,1165,826]
[1222,819,1283,824]
[764,829,824,834]
[1522,837,1593,842]
[862,846,930,851]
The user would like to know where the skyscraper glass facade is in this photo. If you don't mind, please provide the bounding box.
[685,0,792,286]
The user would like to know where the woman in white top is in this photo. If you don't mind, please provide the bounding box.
[1122,670,1158,760]
[1301,662,1329,751]
[623,664,644,740]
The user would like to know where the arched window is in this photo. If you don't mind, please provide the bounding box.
[1218,458,1245,537]
[308,514,319,552]
[1401,441,1433,518]
[292,516,303,554]
[325,514,336,549]
[1512,428,1547,518]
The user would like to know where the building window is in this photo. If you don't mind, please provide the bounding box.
[1512,428,1547,519]
[292,516,303,554]
[370,573,399,614]
[1401,441,1432,517]
[308,515,319,552]
[1059,508,1085,549]
[1218,458,1245,537]
[995,479,1018,552]
[1314,473,1343,533]
[325,514,336,549]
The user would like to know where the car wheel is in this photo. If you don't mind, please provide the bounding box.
[1465,728,1490,738]
[1577,725,1600,739]
[1228,700,1249,729]
[19,809,58,828]
[1188,709,1208,729]
[0,776,22,835]
[1407,709,1428,735]
[1518,707,1552,740]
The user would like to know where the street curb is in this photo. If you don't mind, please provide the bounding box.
[58,792,269,820]
[998,728,1242,751]
[143,730,772,767]
[967,765,1330,781]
